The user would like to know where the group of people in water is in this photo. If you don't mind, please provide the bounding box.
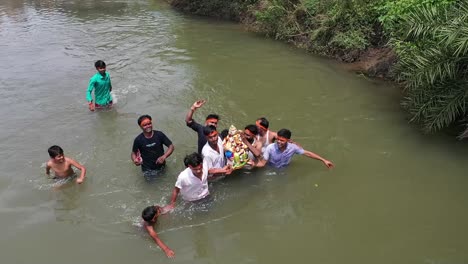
[45,60,334,258]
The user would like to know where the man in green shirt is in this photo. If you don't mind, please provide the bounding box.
[86,60,113,111]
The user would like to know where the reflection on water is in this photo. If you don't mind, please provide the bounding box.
[1,0,468,263]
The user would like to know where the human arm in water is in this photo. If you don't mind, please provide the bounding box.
[156,144,174,164]
[185,100,206,125]
[303,150,334,168]
[86,77,96,111]
[143,221,175,258]
[46,161,51,176]
[68,158,87,183]
[163,187,180,211]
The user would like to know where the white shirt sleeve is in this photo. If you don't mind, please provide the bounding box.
[203,155,213,171]
[175,174,184,189]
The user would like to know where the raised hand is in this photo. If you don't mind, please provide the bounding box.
[192,100,206,109]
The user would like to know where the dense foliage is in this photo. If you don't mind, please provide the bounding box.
[393,2,468,136]
[170,0,468,138]
[252,0,385,58]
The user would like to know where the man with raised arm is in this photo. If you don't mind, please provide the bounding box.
[185,100,220,154]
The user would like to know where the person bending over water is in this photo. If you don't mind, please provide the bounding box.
[255,129,334,169]
[86,60,113,111]
[141,205,175,258]
[46,145,86,184]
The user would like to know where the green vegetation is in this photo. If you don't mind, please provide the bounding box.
[169,0,468,138]
[252,0,384,58]
[393,2,468,136]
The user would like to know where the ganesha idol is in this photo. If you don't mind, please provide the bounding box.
[223,125,249,169]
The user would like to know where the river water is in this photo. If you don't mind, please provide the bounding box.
[1,0,468,263]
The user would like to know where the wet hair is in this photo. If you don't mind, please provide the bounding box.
[95,60,106,68]
[205,114,219,121]
[220,129,229,140]
[257,117,269,129]
[142,205,160,223]
[203,125,217,136]
[245,124,259,135]
[137,115,152,126]
[277,129,292,139]
[185,152,203,167]
[48,145,64,158]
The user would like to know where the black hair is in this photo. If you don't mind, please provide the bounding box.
[142,205,160,223]
[205,114,220,121]
[137,115,152,126]
[220,129,229,140]
[203,125,217,136]
[184,152,203,167]
[48,145,64,158]
[95,60,106,68]
[245,124,259,135]
[277,129,292,139]
[257,117,269,129]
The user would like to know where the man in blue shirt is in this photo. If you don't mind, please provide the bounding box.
[256,129,334,169]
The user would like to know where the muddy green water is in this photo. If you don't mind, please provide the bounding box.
[1,1,468,263]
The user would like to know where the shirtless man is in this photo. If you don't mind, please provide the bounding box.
[241,124,263,162]
[46,145,86,184]
[141,205,175,258]
[255,117,278,152]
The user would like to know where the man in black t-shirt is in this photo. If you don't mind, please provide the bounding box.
[185,100,220,154]
[131,115,174,176]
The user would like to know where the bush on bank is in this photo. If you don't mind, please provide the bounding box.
[169,0,468,138]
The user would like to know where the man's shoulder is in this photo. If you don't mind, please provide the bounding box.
[201,143,212,156]
[46,159,54,167]
[90,72,101,80]
[288,143,303,151]
[154,130,171,140]
[187,119,203,129]
[134,132,145,140]
[265,143,275,151]
[177,168,191,180]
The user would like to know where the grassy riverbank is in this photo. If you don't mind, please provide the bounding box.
[169,0,468,138]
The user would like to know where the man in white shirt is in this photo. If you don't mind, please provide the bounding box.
[201,125,232,177]
[165,153,210,210]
